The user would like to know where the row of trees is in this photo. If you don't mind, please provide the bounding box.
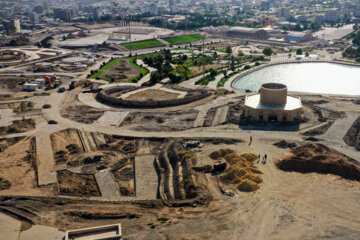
[143,50,192,84]
[342,47,360,62]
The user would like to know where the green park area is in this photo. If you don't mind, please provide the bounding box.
[89,57,148,83]
[164,34,202,45]
[122,40,165,50]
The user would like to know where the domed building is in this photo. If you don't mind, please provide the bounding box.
[244,83,302,122]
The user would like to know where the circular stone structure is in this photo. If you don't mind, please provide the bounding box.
[0,49,26,64]
[96,85,212,108]
[244,83,302,122]
[260,83,287,105]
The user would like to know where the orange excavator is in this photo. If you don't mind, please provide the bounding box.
[44,75,61,90]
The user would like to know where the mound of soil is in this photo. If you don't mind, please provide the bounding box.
[0,178,11,190]
[217,150,262,192]
[209,149,235,160]
[42,104,52,109]
[237,179,259,192]
[304,137,320,142]
[273,140,297,149]
[48,120,57,124]
[344,116,360,151]
[276,143,360,181]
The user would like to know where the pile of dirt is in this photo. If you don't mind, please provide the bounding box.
[0,177,11,190]
[0,119,35,135]
[344,116,360,151]
[273,140,297,149]
[209,149,235,160]
[57,170,101,197]
[276,143,360,181]
[42,104,52,109]
[304,137,320,142]
[211,149,262,192]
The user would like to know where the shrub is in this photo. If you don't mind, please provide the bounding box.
[244,65,251,70]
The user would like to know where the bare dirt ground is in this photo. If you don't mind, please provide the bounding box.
[125,89,179,101]
[0,136,50,196]
[1,138,360,240]
[0,71,360,239]
[122,110,198,132]
[57,170,101,197]
[60,91,104,124]
[0,119,36,136]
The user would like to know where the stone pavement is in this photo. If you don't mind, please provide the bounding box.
[36,132,57,186]
[95,169,121,198]
[135,155,158,199]
[212,105,229,126]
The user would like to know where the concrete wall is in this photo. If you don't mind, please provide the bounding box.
[245,107,301,122]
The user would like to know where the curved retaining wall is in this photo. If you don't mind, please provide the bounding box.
[231,59,360,89]
[96,86,211,108]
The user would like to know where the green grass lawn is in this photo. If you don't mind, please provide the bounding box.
[164,34,202,45]
[122,40,165,50]
[89,57,148,83]
[216,48,227,53]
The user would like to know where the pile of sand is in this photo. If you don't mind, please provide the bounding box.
[210,149,262,192]
[276,143,360,181]
[209,148,235,160]
[0,177,11,190]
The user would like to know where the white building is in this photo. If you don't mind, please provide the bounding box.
[23,83,38,91]
[2,19,21,33]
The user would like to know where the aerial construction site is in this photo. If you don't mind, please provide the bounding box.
[0,23,360,240]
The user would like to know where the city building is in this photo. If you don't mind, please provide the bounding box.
[33,5,44,14]
[325,9,340,23]
[244,83,302,122]
[2,19,21,33]
[260,1,270,11]
[169,0,177,13]
[30,13,41,24]
[54,8,73,22]
[277,8,291,20]
[92,7,103,20]
[227,27,270,40]
[141,3,158,15]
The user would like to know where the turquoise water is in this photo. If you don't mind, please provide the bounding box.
[233,62,360,95]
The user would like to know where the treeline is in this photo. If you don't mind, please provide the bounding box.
[342,47,360,62]
[143,50,193,84]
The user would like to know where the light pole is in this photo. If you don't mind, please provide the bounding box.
[128,20,132,56]
[202,34,206,82]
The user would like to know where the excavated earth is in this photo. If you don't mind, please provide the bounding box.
[276,143,360,181]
